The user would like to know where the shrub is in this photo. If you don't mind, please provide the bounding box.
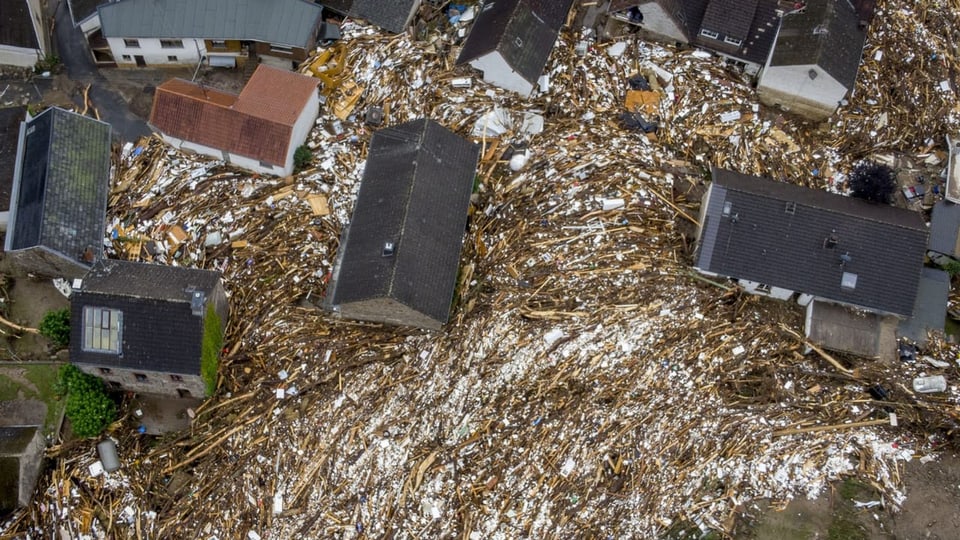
[294,145,312,172]
[848,161,897,204]
[58,365,116,438]
[39,308,71,349]
[34,54,60,74]
[201,305,223,396]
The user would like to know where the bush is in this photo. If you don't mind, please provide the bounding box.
[34,54,60,74]
[294,145,312,172]
[58,365,116,438]
[39,308,71,349]
[848,161,897,204]
[201,305,223,396]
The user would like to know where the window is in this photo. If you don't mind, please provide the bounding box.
[724,36,742,46]
[699,29,719,40]
[123,39,140,48]
[784,201,796,214]
[122,54,132,61]
[841,272,858,291]
[160,39,183,48]
[756,283,772,294]
[83,307,122,354]
[100,367,112,375]
[269,44,293,53]
[167,55,178,62]
[170,374,183,382]
[211,40,227,49]
[134,373,148,382]
[722,201,733,216]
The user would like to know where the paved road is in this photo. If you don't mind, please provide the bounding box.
[52,0,152,142]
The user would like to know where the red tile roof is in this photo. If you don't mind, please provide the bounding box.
[149,65,318,168]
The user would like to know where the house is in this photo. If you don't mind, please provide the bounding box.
[757,0,867,119]
[69,260,229,398]
[605,0,782,75]
[928,200,960,265]
[328,118,480,330]
[5,107,112,279]
[694,168,928,359]
[68,0,114,66]
[149,64,320,177]
[350,0,420,34]
[456,0,576,96]
[0,0,48,68]
[96,0,325,70]
[0,400,46,513]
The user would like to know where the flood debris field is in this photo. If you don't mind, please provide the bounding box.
[5,1,960,537]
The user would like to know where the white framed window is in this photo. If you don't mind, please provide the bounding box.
[83,307,122,354]
[269,44,293,53]
[699,29,719,40]
[123,39,140,48]
[167,55,178,62]
[122,54,132,61]
[160,39,183,48]
[724,36,742,46]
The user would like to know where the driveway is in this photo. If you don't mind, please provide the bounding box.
[52,1,152,142]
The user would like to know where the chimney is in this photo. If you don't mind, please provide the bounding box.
[191,290,206,316]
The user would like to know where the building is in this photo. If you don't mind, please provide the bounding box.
[0,400,46,513]
[96,0,325,69]
[68,0,113,66]
[5,107,112,279]
[149,64,320,176]
[757,0,867,119]
[329,119,480,330]
[456,0,575,96]
[694,168,928,359]
[69,260,229,398]
[350,0,420,34]
[0,0,48,68]
[928,200,960,265]
[0,106,27,231]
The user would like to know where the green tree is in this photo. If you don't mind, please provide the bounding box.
[39,308,71,349]
[294,145,313,172]
[58,365,116,438]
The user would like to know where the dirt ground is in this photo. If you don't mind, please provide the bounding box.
[0,254,68,360]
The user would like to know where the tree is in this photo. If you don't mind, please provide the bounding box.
[294,145,312,172]
[58,365,116,438]
[848,161,897,204]
[39,308,71,349]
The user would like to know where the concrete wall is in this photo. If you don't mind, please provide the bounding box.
[161,132,291,177]
[0,45,41,68]
[339,297,443,330]
[16,428,45,507]
[78,363,206,398]
[109,37,203,67]
[470,51,535,97]
[758,64,847,120]
[609,3,687,43]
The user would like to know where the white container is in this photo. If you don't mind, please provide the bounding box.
[913,375,947,393]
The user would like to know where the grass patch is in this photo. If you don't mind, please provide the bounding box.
[828,478,871,540]
[0,363,66,433]
[201,304,223,397]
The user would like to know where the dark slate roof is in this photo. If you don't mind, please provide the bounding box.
[349,0,418,34]
[70,260,223,375]
[0,426,36,456]
[332,119,479,325]
[68,0,104,25]
[898,267,949,345]
[695,168,928,316]
[0,0,39,49]
[456,0,575,85]
[98,0,324,47]
[0,107,27,213]
[323,0,354,15]
[767,0,866,89]
[0,425,37,511]
[700,0,758,41]
[7,107,111,264]
[692,0,780,65]
[929,200,960,258]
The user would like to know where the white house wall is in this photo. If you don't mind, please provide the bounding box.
[108,37,202,66]
[159,132,286,176]
[283,92,320,173]
[630,3,687,43]
[228,152,286,176]
[758,64,848,119]
[470,51,535,97]
[79,14,101,37]
[0,45,41,68]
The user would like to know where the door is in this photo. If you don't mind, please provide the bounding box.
[135,55,146,67]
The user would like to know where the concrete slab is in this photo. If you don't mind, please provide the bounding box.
[132,394,203,435]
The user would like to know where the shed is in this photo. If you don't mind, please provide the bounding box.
[0,399,46,513]
[329,119,480,330]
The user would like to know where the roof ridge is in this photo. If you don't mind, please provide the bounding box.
[385,120,429,297]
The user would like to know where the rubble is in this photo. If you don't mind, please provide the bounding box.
[4,1,960,538]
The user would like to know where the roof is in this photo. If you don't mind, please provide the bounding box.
[7,107,112,264]
[0,0,39,49]
[456,0,575,85]
[929,200,960,258]
[767,0,866,89]
[695,168,928,316]
[898,267,949,345]
[0,106,27,213]
[0,426,37,456]
[0,426,39,512]
[324,0,354,15]
[701,0,759,42]
[806,300,896,360]
[332,119,480,326]
[68,0,103,25]
[350,0,419,34]
[97,0,323,47]
[70,260,223,375]
[149,65,318,167]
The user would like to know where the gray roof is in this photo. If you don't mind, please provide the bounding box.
[350,0,419,34]
[68,0,104,25]
[98,0,324,47]
[767,0,866,89]
[898,267,949,345]
[323,0,354,15]
[70,260,223,375]
[6,107,111,265]
[806,300,896,360]
[0,107,26,213]
[928,200,960,258]
[332,119,479,326]
[700,0,758,41]
[695,168,928,316]
[456,0,575,85]
[0,0,39,49]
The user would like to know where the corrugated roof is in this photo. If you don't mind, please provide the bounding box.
[695,168,927,316]
[68,0,103,25]
[98,0,323,47]
[349,0,420,34]
[456,0,575,86]
[149,65,317,167]
[0,0,39,49]
[8,107,111,266]
[332,119,480,327]
[767,0,866,89]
